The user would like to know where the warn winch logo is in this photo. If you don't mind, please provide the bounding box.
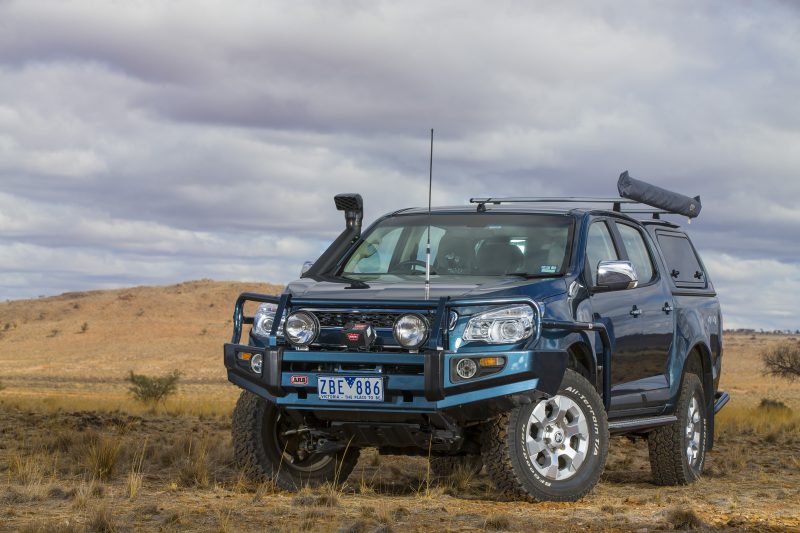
[290,375,308,385]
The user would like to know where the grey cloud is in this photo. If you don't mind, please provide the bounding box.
[0,0,798,329]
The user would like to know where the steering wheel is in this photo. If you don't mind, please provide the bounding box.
[393,259,435,274]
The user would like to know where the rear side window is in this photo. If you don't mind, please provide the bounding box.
[656,232,706,288]
[615,223,655,283]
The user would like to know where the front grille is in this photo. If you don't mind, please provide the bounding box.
[313,311,428,328]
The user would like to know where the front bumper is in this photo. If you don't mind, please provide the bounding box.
[223,292,613,433]
[224,343,568,422]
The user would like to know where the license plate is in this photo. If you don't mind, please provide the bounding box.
[317,376,384,402]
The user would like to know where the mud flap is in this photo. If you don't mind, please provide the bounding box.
[532,351,569,396]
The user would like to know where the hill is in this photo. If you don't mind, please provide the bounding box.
[0,280,282,412]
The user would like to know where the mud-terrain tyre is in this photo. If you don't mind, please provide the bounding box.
[429,455,484,478]
[480,369,608,501]
[648,373,706,485]
[231,391,360,490]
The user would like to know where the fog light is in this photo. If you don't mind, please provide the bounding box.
[250,353,263,374]
[479,356,505,367]
[455,358,478,379]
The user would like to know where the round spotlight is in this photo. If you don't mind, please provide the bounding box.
[455,358,478,380]
[250,353,263,374]
[284,311,319,347]
[392,314,429,350]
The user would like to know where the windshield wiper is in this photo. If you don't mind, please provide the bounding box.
[504,272,555,279]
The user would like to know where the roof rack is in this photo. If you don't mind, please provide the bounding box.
[470,172,701,220]
[468,196,668,218]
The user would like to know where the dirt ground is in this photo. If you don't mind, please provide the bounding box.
[1,281,799,532]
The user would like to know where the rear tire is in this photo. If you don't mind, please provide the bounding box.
[231,391,359,490]
[648,373,707,485]
[480,369,608,501]
[429,455,483,478]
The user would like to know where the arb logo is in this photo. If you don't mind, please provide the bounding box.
[290,375,308,385]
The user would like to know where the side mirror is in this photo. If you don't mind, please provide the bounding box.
[596,260,638,291]
[300,260,314,277]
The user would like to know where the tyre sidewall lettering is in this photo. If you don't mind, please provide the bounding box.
[517,384,602,488]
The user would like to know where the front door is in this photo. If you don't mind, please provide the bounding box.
[585,219,674,413]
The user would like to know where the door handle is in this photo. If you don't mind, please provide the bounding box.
[662,302,674,314]
[630,305,642,317]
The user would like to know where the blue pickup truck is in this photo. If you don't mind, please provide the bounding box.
[223,173,728,501]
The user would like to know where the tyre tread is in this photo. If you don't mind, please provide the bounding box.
[480,369,608,502]
[231,391,359,490]
[647,373,704,486]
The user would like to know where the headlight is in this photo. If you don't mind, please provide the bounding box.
[462,304,537,344]
[284,311,319,347]
[392,314,429,350]
[252,304,284,338]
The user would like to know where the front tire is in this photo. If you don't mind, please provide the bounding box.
[231,391,360,490]
[481,369,608,501]
[648,373,707,485]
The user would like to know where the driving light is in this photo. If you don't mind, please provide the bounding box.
[250,353,263,374]
[392,314,429,350]
[253,303,284,338]
[455,358,478,379]
[285,311,319,348]
[463,304,537,344]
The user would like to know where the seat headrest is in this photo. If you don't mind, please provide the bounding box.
[475,242,524,275]
[435,234,474,275]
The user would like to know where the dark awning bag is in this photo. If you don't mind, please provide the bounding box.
[617,171,701,218]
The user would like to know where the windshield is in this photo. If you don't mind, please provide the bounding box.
[340,213,574,279]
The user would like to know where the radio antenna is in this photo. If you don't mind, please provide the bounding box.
[425,128,433,300]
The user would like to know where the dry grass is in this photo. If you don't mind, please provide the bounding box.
[176,434,210,488]
[86,435,122,481]
[87,506,117,533]
[1,284,799,531]
[716,401,799,439]
[127,438,147,499]
[484,513,511,531]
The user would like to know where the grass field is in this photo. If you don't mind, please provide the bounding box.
[1,280,799,532]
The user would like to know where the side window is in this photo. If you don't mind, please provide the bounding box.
[586,222,618,285]
[615,223,655,283]
[656,233,706,287]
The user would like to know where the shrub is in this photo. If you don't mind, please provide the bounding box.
[762,341,800,382]
[126,370,181,407]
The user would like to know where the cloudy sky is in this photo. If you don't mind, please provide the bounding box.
[1,1,798,330]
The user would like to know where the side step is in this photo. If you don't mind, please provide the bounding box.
[608,415,677,434]
[714,391,730,414]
